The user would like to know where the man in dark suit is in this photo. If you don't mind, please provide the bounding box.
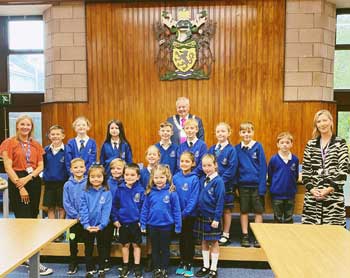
[167,97,205,145]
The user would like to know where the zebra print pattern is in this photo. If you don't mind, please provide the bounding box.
[302,136,350,226]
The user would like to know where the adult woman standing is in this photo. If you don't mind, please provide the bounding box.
[0,114,53,275]
[302,110,350,226]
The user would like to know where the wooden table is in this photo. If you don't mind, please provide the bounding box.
[0,219,76,278]
[251,223,350,278]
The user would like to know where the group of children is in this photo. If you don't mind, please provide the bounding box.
[42,116,299,278]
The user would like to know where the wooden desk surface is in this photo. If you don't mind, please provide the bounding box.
[251,223,350,278]
[0,219,76,278]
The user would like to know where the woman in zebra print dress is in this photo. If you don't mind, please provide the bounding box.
[302,110,350,226]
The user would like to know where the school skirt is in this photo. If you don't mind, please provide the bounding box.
[193,216,222,241]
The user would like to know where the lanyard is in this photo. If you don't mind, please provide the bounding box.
[20,141,31,166]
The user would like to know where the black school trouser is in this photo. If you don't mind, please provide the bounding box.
[179,216,195,264]
[8,171,41,218]
[149,227,172,270]
[83,228,110,271]
[69,222,84,264]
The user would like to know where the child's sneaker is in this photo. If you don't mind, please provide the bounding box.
[134,265,143,278]
[161,269,168,278]
[184,264,194,277]
[119,264,130,278]
[153,269,162,278]
[175,261,186,275]
[39,263,53,276]
[67,263,78,275]
[240,234,250,248]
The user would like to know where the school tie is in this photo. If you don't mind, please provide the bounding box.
[204,176,210,186]
[242,146,249,151]
[215,144,221,157]
[189,142,193,148]
[113,142,118,150]
[180,118,187,144]
[79,139,85,152]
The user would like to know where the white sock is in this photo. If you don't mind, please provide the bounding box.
[210,253,219,271]
[202,250,210,268]
[223,232,229,238]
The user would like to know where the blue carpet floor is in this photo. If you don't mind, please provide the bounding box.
[7,263,274,278]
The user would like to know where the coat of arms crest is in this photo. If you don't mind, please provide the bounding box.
[155,8,216,80]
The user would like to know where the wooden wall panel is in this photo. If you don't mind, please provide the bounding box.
[41,0,336,165]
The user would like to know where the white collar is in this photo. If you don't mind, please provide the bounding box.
[206,172,218,182]
[241,140,256,149]
[76,136,89,143]
[187,137,198,146]
[111,139,120,145]
[216,141,228,149]
[278,151,292,161]
[50,143,64,151]
[160,140,172,148]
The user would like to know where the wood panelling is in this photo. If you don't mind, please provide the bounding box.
[41,0,336,164]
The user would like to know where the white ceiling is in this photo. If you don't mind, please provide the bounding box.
[0,4,50,16]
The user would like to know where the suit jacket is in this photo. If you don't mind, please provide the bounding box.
[166,114,204,145]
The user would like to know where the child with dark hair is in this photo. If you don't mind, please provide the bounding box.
[100,120,132,175]
[80,164,112,278]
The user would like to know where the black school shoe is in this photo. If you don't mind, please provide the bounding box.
[67,263,78,275]
[208,270,217,278]
[195,267,210,277]
[240,234,251,248]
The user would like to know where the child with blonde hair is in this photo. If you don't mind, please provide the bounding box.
[194,154,225,278]
[66,116,97,172]
[177,119,207,177]
[235,122,267,248]
[208,122,237,246]
[140,164,182,278]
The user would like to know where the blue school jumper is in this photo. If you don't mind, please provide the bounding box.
[235,142,267,196]
[107,176,124,199]
[197,175,225,222]
[268,154,299,200]
[80,187,112,230]
[140,167,151,188]
[167,114,205,145]
[177,139,207,177]
[66,138,97,172]
[140,184,182,233]
[100,141,132,175]
[63,176,87,219]
[173,171,199,217]
[208,144,237,205]
[155,142,178,175]
[111,181,145,224]
[43,145,68,182]
[193,175,225,241]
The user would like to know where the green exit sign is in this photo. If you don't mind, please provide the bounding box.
[0,94,11,106]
